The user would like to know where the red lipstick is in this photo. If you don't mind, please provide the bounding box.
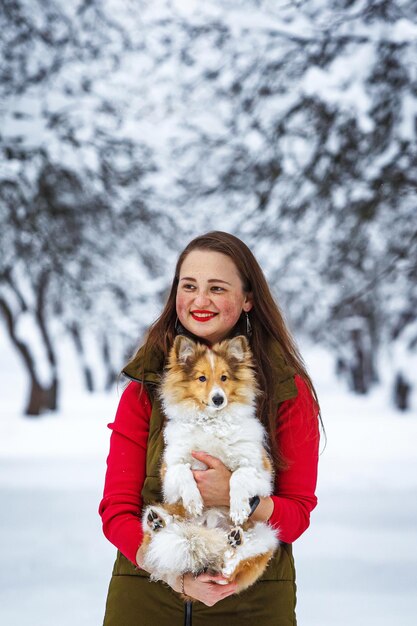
[191,310,218,322]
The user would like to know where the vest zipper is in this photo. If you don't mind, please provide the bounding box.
[184,600,192,626]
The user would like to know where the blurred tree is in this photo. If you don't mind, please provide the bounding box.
[0,154,103,413]
[0,0,416,412]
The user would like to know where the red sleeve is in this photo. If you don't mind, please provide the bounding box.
[98,381,151,565]
[268,374,320,543]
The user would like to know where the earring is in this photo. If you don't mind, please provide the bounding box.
[245,312,252,337]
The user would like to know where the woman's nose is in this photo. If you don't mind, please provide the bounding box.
[193,290,211,307]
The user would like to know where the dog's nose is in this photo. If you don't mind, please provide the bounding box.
[212,394,224,407]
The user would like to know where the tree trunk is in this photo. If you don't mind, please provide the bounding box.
[26,376,58,416]
[102,333,117,391]
[35,271,60,406]
[393,373,411,412]
[69,322,95,392]
[0,296,58,416]
[349,327,373,394]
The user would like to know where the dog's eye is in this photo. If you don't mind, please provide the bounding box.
[220,375,227,382]
[198,376,206,382]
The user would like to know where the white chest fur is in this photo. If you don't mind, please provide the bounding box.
[161,399,273,524]
[162,401,267,472]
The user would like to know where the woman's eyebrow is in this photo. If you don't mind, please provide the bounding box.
[179,277,232,286]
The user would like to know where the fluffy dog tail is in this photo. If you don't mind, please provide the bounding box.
[144,522,229,578]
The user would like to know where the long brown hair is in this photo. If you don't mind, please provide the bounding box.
[127,231,322,469]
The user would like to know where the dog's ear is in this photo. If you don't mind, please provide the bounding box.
[225,335,249,361]
[174,335,196,364]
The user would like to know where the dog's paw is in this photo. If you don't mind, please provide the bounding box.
[182,492,204,517]
[228,527,243,548]
[180,481,204,516]
[221,551,238,579]
[146,508,166,532]
[230,500,251,525]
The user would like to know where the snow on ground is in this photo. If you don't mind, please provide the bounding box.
[1,333,416,625]
[295,344,417,626]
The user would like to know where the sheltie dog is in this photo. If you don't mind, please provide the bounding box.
[140,335,279,594]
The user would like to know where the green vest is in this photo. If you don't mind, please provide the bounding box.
[103,340,299,625]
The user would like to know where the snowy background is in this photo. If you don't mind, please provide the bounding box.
[1,0,417,624]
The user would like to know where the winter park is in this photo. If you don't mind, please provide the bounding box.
[1,1,417,625]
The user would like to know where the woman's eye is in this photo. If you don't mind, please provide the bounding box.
[220,375,227,382]
[198,375,206,382]
[211,286,225,292]
[183,284,196,291]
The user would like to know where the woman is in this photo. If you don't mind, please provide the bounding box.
[99,231,321,625]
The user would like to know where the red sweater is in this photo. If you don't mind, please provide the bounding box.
[99,374,320,565]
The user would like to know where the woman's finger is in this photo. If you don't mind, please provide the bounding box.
[197,571,228,583]
[191,450,222,468]
[218,583,238,598]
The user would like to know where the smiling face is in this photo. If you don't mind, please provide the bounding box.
[176,250,253,345]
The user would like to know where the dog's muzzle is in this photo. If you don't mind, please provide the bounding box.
[209,392,227,409]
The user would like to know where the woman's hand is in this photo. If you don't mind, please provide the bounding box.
[191,451,231,507]
[183,571,237,606]
[137,546,237,606]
